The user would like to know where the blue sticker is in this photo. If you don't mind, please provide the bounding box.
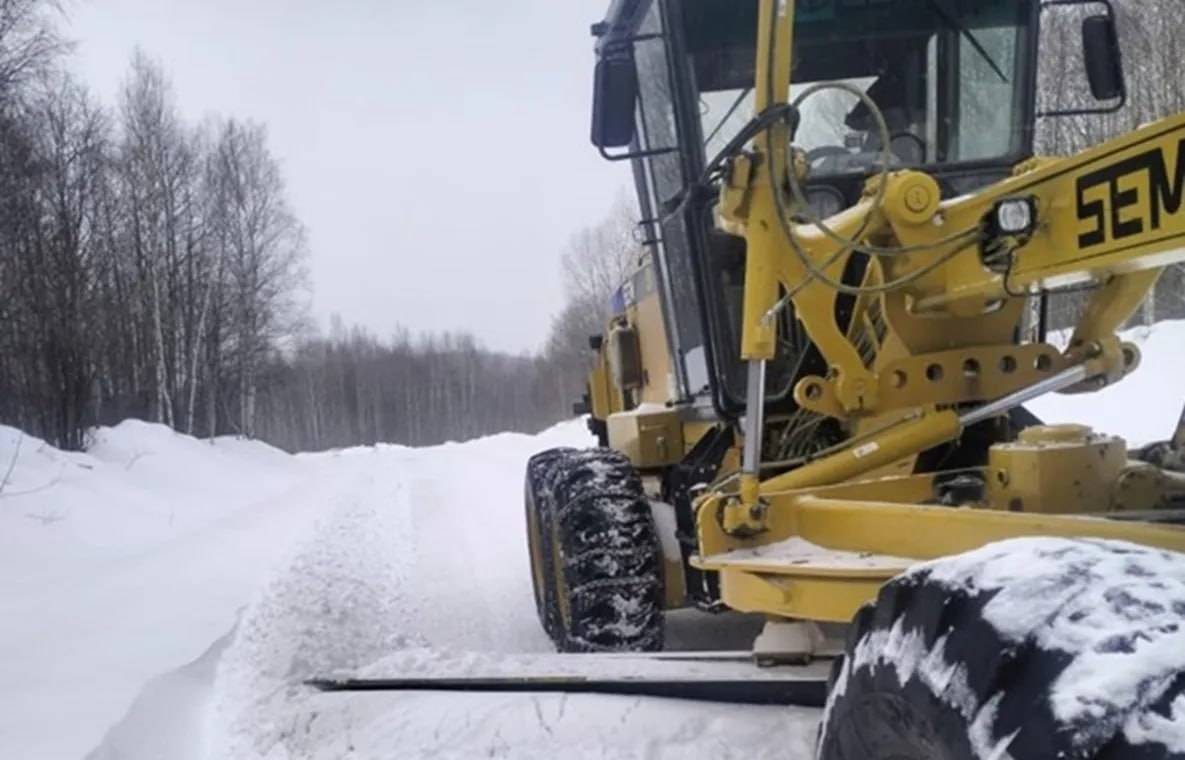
[610,287,627,315]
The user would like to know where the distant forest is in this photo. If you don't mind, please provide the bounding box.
[0,0,639,452]
[1,0,1183,452]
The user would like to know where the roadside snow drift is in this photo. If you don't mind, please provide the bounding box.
[0,421,308,760]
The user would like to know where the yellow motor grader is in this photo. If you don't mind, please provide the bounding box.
[522,0,1185,756]
[313,1,1185,756]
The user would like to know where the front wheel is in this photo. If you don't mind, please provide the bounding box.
[818,537,1185,760]
[523,448,664,652]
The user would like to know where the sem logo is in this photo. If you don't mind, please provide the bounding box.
[1077,137,1185,248]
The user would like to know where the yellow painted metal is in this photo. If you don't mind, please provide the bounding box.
[696,490,1185,621]
[787,207,882,414]
[882,172,941,226]
[733,107,1185,424]
[757,410,963,495]
[691,7,1185,619]
[588,0,1185,632]
[1113,463,1185,512]
[986,425,1128,514]
[1070,269,1163,347]
[607,406,685,469]
[680,421,718,457]
[586,342,622,423]
[789,495,1185,558]
[716,569,889,623]
[585,256,676,431]
[607,323,643,391]
[871,345,1068,408]
[631,272,675,405]
[738,0,794,361]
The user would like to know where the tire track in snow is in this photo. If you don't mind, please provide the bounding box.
[404,453,553,654]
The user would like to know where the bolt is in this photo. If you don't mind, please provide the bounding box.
[905,185,930,213]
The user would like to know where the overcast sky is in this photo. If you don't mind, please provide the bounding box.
[65,0,627,354]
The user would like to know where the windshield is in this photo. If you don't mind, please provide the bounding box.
[691,0,1035,176]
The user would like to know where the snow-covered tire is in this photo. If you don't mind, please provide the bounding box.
[526,447,664,652]
[818,537,1185,760]
[524,447,573,641]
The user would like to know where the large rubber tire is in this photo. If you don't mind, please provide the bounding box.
[818,537,1185,760]
[524,447,664,653]
[524,447,572,642]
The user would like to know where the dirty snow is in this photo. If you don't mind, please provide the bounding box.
[1,321,1182,759]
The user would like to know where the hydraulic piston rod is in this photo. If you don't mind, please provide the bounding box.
[960,365,1089,427]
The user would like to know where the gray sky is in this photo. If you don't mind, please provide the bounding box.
[65,0,627,354]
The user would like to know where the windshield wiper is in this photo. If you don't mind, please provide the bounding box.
[926,0,1008,83]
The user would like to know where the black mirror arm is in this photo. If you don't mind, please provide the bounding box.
[598,145,680,163]
[1035,90,1125,119]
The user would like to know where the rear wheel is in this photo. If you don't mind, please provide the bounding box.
[523,448,664,652]
[818,537,1185,760]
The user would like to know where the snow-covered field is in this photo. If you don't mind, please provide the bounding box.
[1,320,1182,760]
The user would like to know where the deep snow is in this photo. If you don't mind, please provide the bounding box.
[0,320,1181,759]
[0,421,309,760]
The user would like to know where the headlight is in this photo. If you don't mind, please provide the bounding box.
[991,197,1038,236]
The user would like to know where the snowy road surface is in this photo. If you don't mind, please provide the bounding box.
[0,421,814,759]
[2,319,1182,759]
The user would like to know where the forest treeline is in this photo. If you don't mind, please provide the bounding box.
[1,0,1183,453]
[0,0,624,452]
[0,0,311,450]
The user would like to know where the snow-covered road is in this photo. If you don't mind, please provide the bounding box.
[3,320,1182,759]
[200,427,819,760]
[1,419,814,759]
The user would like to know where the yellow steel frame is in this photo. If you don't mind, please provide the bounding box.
[696,481,1185,621]
[694,0,1185,623]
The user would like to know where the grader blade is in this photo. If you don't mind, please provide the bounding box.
[307,673,828,707]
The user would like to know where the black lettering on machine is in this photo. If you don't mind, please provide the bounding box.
[1076,137,1185,248]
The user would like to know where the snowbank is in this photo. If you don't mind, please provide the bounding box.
[0,421,305,760]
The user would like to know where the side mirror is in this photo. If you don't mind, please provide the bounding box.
[1082,14,1125,102]
[1037,0,1127,118]
[591,47,638,149]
